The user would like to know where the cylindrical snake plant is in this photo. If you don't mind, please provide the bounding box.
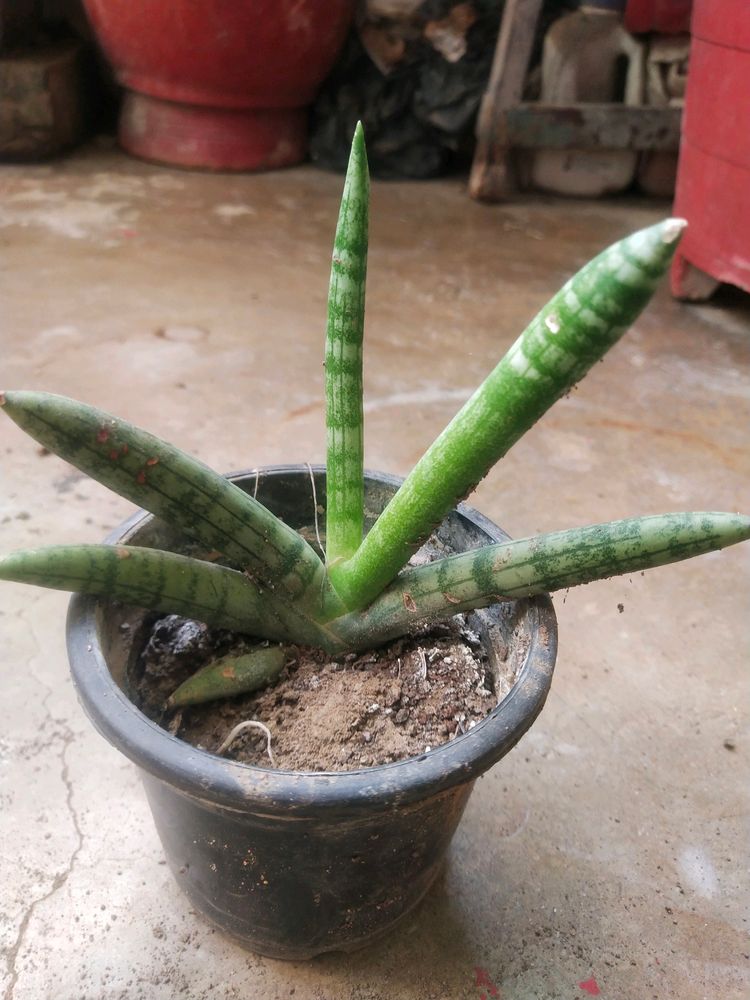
[2,123,748,703]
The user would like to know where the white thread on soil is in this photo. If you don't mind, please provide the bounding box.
[251,468,259,499]
[216,720,274,763]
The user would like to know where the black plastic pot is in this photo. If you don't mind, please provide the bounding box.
[67,466,557,959]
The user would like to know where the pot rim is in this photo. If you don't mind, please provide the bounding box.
[67,465,557,816]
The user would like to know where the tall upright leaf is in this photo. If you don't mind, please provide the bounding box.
[324,121,369,566]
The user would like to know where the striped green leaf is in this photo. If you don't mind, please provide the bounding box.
[0,392,342,616]
[331,512,750,648]
[329,219,687,611]
[168,645,286,707]
[325,121,369,566]
[0,543,310,639]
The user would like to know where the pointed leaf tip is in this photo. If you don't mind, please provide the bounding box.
[662,217,687,244]
[350,121,367,161]
[621,218,686,271]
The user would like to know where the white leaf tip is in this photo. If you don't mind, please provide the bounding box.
[662,218,687,244]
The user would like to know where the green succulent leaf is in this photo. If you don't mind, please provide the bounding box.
[2,154,749,688]
[332,512,750,648]
[168,645,286,707]
[325,121,369,567]
[0,542,306,636]
[0,391,343,618]
[329,219,687,611]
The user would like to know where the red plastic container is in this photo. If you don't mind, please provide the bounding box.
[83,0,354,170]
[670,0,750,298]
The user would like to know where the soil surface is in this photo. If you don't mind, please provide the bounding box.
[133,613,504,771]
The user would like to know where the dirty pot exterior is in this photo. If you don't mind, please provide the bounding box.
[66,467,557,959]
[82,1,354,169]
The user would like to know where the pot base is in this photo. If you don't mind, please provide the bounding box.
[140,766,471,960]
[119,91,308,171]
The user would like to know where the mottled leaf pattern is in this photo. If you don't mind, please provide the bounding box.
[330,220,687,609]
[325,122,369,565]
[169,646,286,706]
[332,513,750,647]
[0,391,336,614]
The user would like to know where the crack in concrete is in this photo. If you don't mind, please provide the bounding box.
[2,610,85,1000]
[3,729,84,1000]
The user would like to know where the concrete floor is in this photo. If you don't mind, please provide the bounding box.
[1,138,748,1000]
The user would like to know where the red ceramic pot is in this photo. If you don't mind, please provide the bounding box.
[83,0,354,170]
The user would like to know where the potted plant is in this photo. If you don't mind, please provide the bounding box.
[2,127,748,958]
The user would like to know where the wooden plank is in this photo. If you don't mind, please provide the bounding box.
[501,103,682,152]
[469,0,543,202]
